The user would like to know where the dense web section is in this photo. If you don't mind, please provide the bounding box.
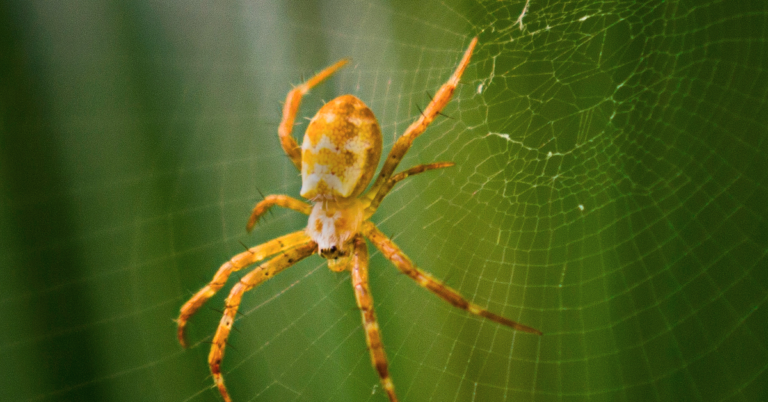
[1,0,767,401]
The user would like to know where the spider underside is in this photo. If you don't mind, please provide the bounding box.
[176,37,541,402]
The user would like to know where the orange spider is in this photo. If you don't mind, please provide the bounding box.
[176,37,541,402]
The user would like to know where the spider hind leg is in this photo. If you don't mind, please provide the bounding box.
[350,235,398,401]
[363,221,542,336]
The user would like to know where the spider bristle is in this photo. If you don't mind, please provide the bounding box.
[224,341,239,353]
[218,302,247,319]
[437,110,454,120]
[234,309,247,318]
[208,307,224,315]
[256,186,266,200]
[238,241,253,253]
[415,104,426,119]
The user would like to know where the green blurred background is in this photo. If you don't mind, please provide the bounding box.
[1,1,766,401]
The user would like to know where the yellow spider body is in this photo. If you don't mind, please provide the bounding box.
[300,94,382,201]
[176,37,541,402]
[300,94,382,260]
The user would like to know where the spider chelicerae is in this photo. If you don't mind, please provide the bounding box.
[176,37,541,402]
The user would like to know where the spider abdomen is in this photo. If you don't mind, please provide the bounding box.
[300,95,382,200]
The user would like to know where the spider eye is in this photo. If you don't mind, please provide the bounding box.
[320,245,346,259]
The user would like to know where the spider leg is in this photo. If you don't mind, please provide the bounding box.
[279,58,350,171]
[366,162,455,213]
[209,241,317,402]
[246,194,312,232]
[363,221,542,335]
[350,235,398,402]
[368,37,477,197]
[176,230,312,348]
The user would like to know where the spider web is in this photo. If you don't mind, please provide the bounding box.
[1,0,766,401]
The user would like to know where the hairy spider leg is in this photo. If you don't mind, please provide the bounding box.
[350,235,398,402]
[176,230,312,347]
[368,37,477,198]
[366,162,455,214]
[279,59,350,171]
[210,241,318,402]
[246,194,312,233]
[363,221,542,335]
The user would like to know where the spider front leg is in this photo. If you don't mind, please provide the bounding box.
[176,230,311,348]
[363,221,542,335]
[246,194,312,232]
[368,37,477,197]
[279,58,350,170]
[350,235,398,402]
[209,241,317,402]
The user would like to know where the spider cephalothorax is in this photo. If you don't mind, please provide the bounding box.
[176,38,541,402]
[307,197,365,264]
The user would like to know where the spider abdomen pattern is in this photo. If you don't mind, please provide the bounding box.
[300,94,382,201]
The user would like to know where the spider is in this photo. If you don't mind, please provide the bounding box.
[176,37,542,402]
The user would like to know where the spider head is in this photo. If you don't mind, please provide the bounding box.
[306,199,364,268]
